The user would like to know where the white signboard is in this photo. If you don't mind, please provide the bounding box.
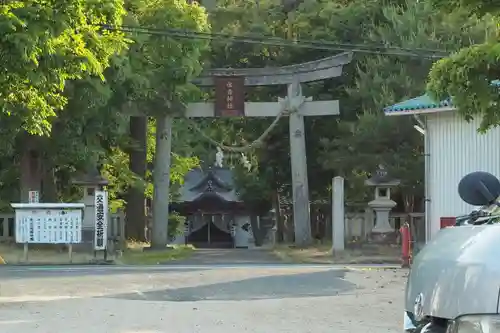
[15,209,82,244]
[28,191,39,204]
[94,191,108,250]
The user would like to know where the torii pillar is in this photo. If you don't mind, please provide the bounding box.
[150,52,353,248]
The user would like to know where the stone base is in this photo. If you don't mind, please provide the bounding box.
[71,229,95,252]
[369,230,398,244]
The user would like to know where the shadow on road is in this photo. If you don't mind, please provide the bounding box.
[102,269,355,302]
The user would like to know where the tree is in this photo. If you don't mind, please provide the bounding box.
[319,0,494,212]
[0,0,209,243]
[0,0,128,203]
[428,0,499,15]
[193,0,395,243]
[101,0,210,241]
[426,1,499,131]
[0,0,127,135]
[129,0,209,248]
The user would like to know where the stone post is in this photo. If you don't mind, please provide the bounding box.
[71,167,108,248]
[331,176,345,252]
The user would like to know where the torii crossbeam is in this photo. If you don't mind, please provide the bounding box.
[149,52,353,248]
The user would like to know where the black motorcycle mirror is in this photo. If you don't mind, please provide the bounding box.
[458,171,500,206]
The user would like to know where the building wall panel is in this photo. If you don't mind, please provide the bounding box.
[427,111,500,238]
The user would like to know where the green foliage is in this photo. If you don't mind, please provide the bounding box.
[427,40,500,131]
[145,118,200,203]
[68,0,208,209]
[0,0,127,135]
[320,114,424,203]
[427,0,499,15]
[425,0,500,131]
[318,0,493,206]
[128,0,210,116]
[168,211,186,239]
[0,0,209,215]
[2,0,497,233]
[233,163,273,211]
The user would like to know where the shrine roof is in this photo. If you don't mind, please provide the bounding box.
[383,80,500,116]
[383,94,454,116]
[176,167,242,203]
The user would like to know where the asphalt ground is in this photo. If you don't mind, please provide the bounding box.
[0,264,406,333]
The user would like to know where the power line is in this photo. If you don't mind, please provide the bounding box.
[100,24,451,59]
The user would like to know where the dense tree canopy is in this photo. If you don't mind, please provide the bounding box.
[320,0,496,209]
[426,0,500,130]
[428,0,499,15]
[0,0,127,135]
[0,0,495,243]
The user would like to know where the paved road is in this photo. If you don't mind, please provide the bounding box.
[0,264,406,333]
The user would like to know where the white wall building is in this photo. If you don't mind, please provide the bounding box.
[384,94,500,241]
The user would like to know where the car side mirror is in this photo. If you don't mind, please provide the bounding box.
[458,171,500,206]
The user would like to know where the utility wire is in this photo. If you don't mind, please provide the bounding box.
[100,24,451,59]
[99,23,452,151]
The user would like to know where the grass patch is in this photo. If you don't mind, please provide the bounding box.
[118,242,195,265]
[272,242,400,264]
[0,241,195,265]
[0,243,94,265]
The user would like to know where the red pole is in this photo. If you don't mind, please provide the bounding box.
[400,222,411,268]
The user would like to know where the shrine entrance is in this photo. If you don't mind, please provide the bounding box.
[187,214,233,248]
[147,52,353,249]
[171,166,255,248]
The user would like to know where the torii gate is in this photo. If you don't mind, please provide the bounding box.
[150,52,353,248]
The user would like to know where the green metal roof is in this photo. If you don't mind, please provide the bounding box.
[383,94,453,115]
[384,80,500,116]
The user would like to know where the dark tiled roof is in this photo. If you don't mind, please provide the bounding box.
[176,166,241,203]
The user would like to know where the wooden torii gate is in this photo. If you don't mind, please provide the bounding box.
[150,52,353,248]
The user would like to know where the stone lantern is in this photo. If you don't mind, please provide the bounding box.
[365,165,400,241]
[72,165,109,244]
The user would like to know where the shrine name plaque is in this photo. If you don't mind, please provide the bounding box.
[214,76,245,117]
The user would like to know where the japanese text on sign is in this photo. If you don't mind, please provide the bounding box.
[28,191,39,204]
[226,81,234,109]
[214,76,245,117]
[15,209,82,244]
[94,191,108,250]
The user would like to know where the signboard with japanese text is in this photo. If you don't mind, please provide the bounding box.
[94,191,108,250]
[15,209,82,244]
[214,76,245,117]
[28,191,39,204]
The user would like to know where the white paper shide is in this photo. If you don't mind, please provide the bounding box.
[94,191,108,250]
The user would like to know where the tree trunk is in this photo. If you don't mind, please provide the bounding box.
[19,136,42,203]
[150,114,173,249]
[41,157,58,202]
[284,207,295,243]
[250,214,263,246]
[125,116,148,241]
[274,190,285,243]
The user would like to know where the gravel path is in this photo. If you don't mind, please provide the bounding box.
[0,265,406,333]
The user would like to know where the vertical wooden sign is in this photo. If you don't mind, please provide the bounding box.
[214,76,245,117]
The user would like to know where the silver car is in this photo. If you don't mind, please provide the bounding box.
[403,171,500,333]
